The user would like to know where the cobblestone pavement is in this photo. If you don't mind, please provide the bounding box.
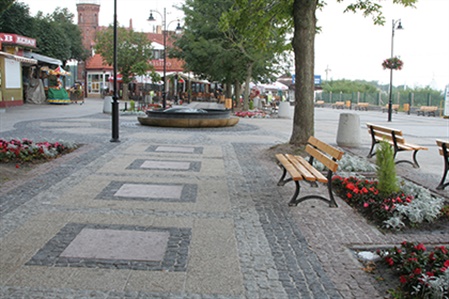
[0,100,448,298]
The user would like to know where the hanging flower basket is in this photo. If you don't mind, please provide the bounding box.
[382,57,404,70]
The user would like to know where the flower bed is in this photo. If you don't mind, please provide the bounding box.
[377,242,449,298]
[234,110,270,118]
[332,174,446,230]
[0,138,78,164]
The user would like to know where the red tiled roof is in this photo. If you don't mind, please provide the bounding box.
[86,54,112,71]
[85,31,184,73]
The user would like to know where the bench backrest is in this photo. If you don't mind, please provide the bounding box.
[436,139,449,157]
[366,123,405,144]
[385,104,399,109]
[306,136,344,172]
[420,106,438,111]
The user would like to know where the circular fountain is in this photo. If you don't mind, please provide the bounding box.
[138,107,239,128]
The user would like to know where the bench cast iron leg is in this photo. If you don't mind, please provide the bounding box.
[288,181,301,206]
[277,165,293,186]
[437,155,449,190]
[367,142,376,158]
[394,150,420,168]
[277,166,287,186]
[288,171,338,208]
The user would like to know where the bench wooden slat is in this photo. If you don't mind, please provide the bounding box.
[275,154,303,181]
[295,154,328,183]
[367,122,402,135]
[285,154,316,181]
[305,145,339,174]
[308,136,344,160]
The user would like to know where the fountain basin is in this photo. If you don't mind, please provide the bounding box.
[138,108,239,128]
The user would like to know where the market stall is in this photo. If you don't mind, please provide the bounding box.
[47,66,71,104]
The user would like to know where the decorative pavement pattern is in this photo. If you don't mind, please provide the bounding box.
[1,104,448,298]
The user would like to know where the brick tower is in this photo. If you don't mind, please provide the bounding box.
[76,0,100,54]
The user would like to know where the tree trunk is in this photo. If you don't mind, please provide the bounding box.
[234,81,242,108]
[122,82,129,101]
[243,63,253,111]
[225,82,232,98]
[289,0,317,146]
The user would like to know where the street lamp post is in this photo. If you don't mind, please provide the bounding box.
[148,9,182,109]
[111,0,120,142]
[387,19,403,122]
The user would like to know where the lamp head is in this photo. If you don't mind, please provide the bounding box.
[175,21,183,34]
[396,20,403,30]
[147,12,155,22]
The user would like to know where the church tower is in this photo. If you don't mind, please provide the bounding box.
[76,0,100,54]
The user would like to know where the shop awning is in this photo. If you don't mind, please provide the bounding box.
[23,51,62,66]
[0,51,37,65]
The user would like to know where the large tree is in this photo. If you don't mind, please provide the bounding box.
[48,8,88,62]
[0,0,15,14]
[0,1,34,36]
[0,2,86,63]
[224,0,417,145]
[173,0,290,109]
[94,26,154,100]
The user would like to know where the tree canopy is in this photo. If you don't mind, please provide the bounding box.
[223,0,418,145]
[94,25,155,100]
[172,0,291,109]
[0,2,86,63]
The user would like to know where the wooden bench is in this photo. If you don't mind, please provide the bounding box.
[417,106,438,116]
[366,123,428,168]
[354,102,369,111]
[275,136,344,207]
[436,139,449,190]
[332,101,345,109]
[381,104,399,113]
[315,100,325,108]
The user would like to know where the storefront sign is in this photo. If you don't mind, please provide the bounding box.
[0,33,36,48]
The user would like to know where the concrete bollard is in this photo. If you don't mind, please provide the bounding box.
[278,102,292,119]
[103,96,112,114]
[336,113,361,147]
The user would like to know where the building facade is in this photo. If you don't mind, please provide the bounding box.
[76,0,190,99]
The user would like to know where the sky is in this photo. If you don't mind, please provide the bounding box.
[18,0,449,91]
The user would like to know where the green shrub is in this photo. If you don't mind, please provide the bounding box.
[130,100,135,111]
[249,100,254,110]
[376,141,399,196]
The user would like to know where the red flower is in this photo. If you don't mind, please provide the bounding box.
[361,187,368,194]
[399,275,408,284]
[438,246,448,254]
[346,183,355,191]
[346,192,353,199]
[414,243,426,251]
[444,260,449,268]
[413,268,422,275]
[385,257,394,266]
[363,202,369,208]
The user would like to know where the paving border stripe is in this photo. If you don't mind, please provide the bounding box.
[231,143,342,298]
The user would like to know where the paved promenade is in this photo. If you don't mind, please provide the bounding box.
[0,99,448,298]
